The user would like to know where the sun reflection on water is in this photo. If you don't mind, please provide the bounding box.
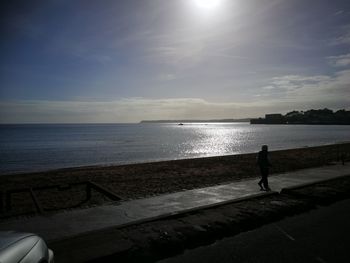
[178,123,248,156]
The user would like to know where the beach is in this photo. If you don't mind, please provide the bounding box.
[1,143,349,218]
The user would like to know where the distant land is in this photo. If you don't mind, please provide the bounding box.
[250,108,350,125]
[140,118,251,123]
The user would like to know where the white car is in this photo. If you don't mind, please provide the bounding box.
[0,231,54,263]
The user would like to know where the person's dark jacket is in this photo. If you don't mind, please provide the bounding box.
[257,150,270,168]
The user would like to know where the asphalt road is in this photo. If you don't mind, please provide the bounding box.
[158,199,350,263]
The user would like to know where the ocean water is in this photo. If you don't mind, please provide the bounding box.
[1,123,350,175]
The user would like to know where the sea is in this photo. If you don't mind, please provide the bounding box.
[1,123,350,175]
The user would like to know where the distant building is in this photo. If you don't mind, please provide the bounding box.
[250,109,350,125]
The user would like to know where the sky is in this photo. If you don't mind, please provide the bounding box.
[1,0,350,123]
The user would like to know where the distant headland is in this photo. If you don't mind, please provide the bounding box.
[140,118,251,123]
[250,108,350,125]
[140,109,350,125]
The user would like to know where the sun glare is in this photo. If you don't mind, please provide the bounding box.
[193,0,223,10]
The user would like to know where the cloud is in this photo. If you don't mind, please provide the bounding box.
[46,33,114,64]
[259,70,350,109]
[328,53,350,67]
[156,73,177,81]
[264,75,332,93]
[1,96,308,124]
[143,31,217,66]
[334,10,344,16]
[1,83,349,123]
[331,24,350,45]
[2,66,350,123]
[0,98,240,123]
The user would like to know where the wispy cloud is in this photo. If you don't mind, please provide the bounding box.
[0,97,283,123]
[334,10,344,16]
[331,24,350,45]
[328,53,350,67]
[2,79,349,124]
[261,75,332,95]
[259,70,350,109]
[46,33,115,64]
[156,73,177,81]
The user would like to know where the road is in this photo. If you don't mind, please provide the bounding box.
[158,199,350,263]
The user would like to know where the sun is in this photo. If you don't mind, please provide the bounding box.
[193,0,223,9]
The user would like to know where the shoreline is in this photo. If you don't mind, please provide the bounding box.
[2,141,350,176]
[1,142,349,218]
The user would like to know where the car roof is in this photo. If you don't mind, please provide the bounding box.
[0,231,36,251]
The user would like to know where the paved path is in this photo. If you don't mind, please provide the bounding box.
[158,198,350,263]
[1,164,350,242]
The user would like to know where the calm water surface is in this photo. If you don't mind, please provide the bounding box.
[1,123,350,175]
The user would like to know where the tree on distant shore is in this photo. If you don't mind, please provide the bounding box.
[284,108,350,124]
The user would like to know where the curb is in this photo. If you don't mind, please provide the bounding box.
[280,174,350,193]
[51,176,350,263]
[50,191,278,243]
[27,174,350,243]
[71,174,350,243]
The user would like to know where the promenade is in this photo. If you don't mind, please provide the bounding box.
[0,164,350,243]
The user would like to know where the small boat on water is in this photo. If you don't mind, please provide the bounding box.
[178,123,184,126]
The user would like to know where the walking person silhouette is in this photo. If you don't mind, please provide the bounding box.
[257,145,271,191]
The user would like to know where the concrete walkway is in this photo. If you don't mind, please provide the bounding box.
[1,164,350,242]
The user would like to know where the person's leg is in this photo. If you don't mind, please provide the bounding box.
[264,177,270,191]
[258,167,265,190]
[262,168,270,190]
[258,178,264,190]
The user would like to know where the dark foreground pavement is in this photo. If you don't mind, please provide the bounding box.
[159,198,350,263]
[2,165,349,243]
[47,172,350,262]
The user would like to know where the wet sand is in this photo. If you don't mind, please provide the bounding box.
[1,143,349,217]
